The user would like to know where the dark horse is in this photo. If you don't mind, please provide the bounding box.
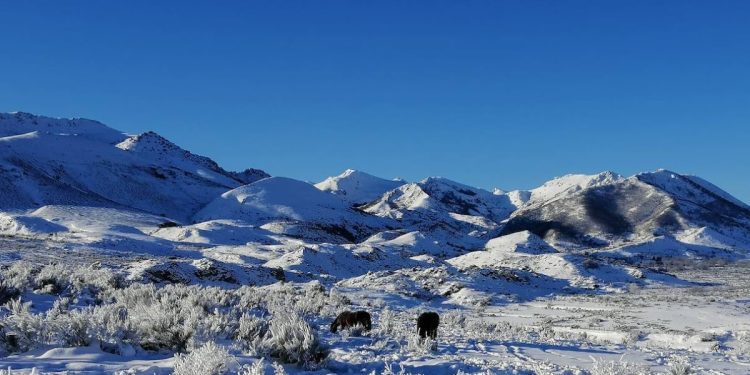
[417,312,439,339]
[330,311,372,333]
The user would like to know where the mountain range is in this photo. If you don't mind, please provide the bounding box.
[1,112,749,301]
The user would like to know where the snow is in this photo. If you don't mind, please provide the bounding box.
[365,177,515,222]
[115,131,242,188]
[315,169,405,205]
[483,230,559,255]
[151,220,272,246]
[0,112,268,221]
[0,112,127,143]
[510,171,624,210]
[196,177,357,223]
[193,177,388,243]
[0,213,67,236]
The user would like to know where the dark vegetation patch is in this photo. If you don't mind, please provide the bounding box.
[157,221,179,229]
[438,191,478,215]
[316,224,358,243]
[582,187,633,235]
[148,167,168,180]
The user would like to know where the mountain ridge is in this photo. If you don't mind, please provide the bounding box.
[1,112,748,260]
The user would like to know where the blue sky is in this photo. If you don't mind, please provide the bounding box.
[1,1,749,201]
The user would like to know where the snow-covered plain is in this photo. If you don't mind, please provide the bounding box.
[1,112,749,374]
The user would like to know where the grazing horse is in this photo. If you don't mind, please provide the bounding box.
[417,312,440,340]
[330,311,372,333]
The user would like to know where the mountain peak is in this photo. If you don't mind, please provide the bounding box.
[520,171,625,207]
[315,169,405,205]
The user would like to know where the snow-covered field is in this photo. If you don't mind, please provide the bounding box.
[1,112,749,374]
[1,243,749,374]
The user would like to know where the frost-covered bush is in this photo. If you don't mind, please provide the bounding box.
[1,299,47,352]
[102,283,238,352]
[1,261,123,303]
[34,263,70,294]
[377,308,397,336]
[0,262,356,362]
[239,281,335,319]
[379,363,423,375]
[239,359,268,375]
[238,359,288,375]
[590,357,648,375]
[88,304,139,355]
[404,334,435,354]
[1,262,37,290]
[734,330,750,356]
[173,341,233,375]
[440,310,466,331]
[54,307,95,347]
[127,292,202,352]
[260,313,324,365]
[665,356,691,375]
[236,313,268,353]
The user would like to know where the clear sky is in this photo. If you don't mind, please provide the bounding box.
[1,1,748,202]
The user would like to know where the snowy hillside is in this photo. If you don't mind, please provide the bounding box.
[194,176,391,243]
[509,171,625,209]
[501,170,750,251]
[0,112,268,221]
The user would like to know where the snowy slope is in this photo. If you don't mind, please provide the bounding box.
[501,170,750,251]
[194,177,390,242]
[509,171,625,210]
[484,230,559,255]
[357,177,518,255]
[0,112,268,221]
[365,177,515,223]
[315,169,405,205]
[0,112,126,143]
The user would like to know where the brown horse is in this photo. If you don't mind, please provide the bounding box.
[330,311,372,333]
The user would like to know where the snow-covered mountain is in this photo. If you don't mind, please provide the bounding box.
[1,111,750,293]
[358,177,518,255]
[500,169,750,251]
[363,177,515,227]
[504,171,625,209]
[0,112,268,221]
[194,176,391,243]
[315,169,405,206]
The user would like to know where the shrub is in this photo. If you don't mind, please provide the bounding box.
[590,357,648,375]
[33,263,66,294]
[666,356,691,375]
[239,359,267,375]
[377,308,396,336]
[238,359,288,375]
[55,308,95,347]
[582,258,600,269]
[1,262,37,290]
[89,304,139,355]
[380,363,423,375]
[261,313,324,365]
[2,299,47,352]
[236,313,268,353]
[129,297,201,352]
[173,341,233,375]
